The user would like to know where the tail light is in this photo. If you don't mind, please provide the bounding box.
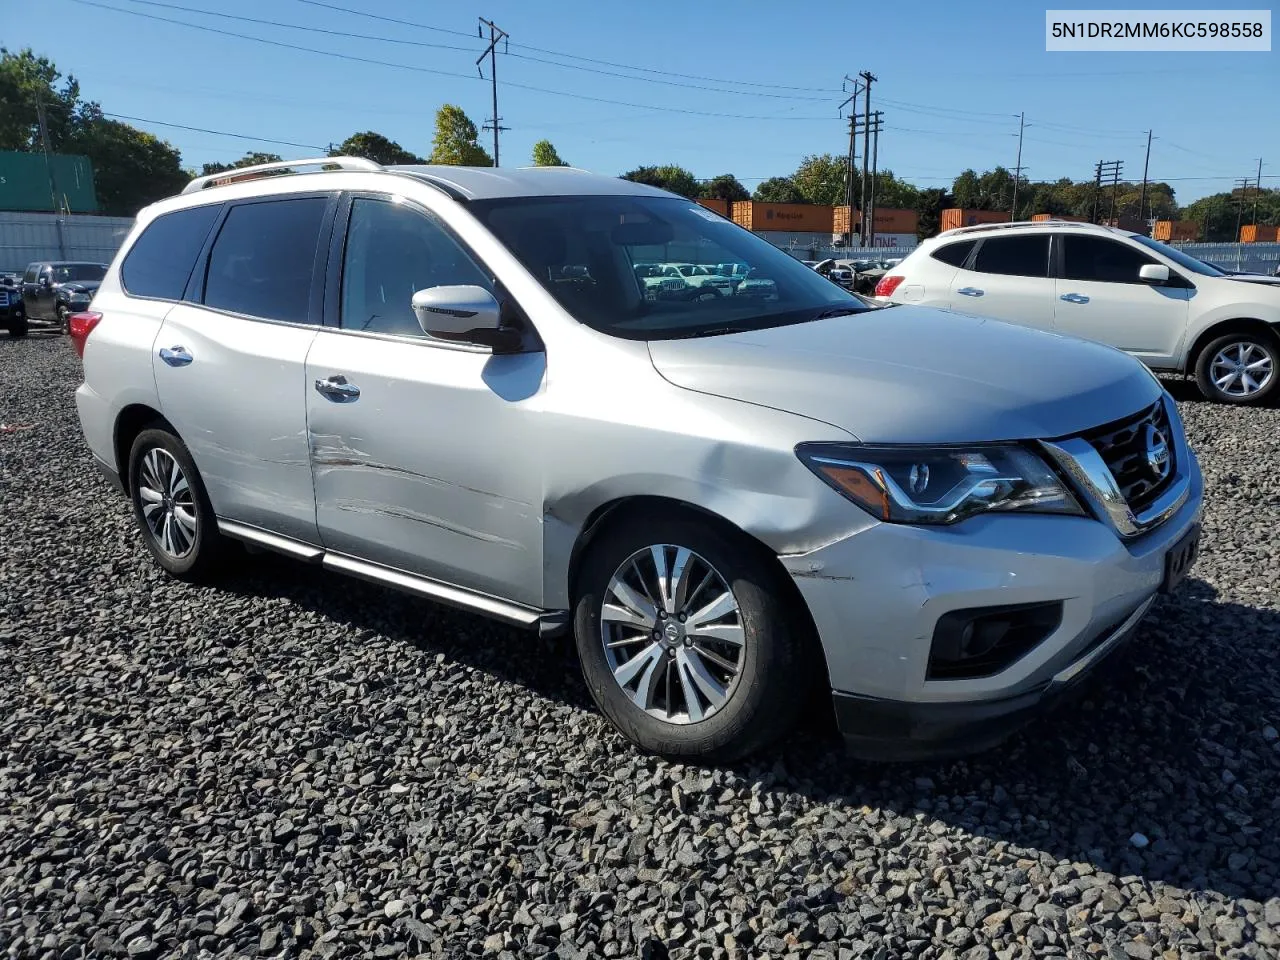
[874,275,905,298]
[68,312,103,358]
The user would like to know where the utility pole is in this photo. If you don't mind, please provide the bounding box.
[35,95,69,258]
[1253,157,1264,225]
[1233,176,1251,241]
[1138,129,1153,226]
[1091,160,1123,224]
[476,18,509,167]
[867,111,883,248]
[1010,112,1026,221]
[838,76,863,246]
[858,71,876,247]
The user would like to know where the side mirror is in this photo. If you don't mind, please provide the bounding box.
[1138,264,1170,284]
[411,285,523,352]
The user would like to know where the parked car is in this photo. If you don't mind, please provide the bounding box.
[811,259,856,290]
[875,220,1280,404]
[73,157,1202,762]
[1197,259,1280,287]
[22,261,108,332]
[0,272,25,336]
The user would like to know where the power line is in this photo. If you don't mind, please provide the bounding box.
[290,0,840,95]
[112,0,832,101]
[69,0,839,121]
[101,113,327,150]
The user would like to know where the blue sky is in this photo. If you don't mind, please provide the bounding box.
[20,0,1280,204]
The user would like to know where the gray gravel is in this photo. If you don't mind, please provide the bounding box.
[2,331,1279,960]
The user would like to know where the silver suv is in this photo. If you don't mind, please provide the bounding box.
[73,158,1203,761]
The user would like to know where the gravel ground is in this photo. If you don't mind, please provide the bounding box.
[2,330,1279,960]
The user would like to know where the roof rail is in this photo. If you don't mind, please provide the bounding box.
[181,156,381,195]
[937,219,1103,239]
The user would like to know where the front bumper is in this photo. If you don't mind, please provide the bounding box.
[783,425,1203,760]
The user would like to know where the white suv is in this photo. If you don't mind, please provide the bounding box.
[875,220,1280,404]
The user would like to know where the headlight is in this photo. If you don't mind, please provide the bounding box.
[797,443,1084,525]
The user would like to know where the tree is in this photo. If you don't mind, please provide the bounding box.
[531,139,567,167]
[0,48,80,152]
[72,105,186,216]
[700,174,749,203]
[752,176,803,203]
[951,169,981,209]
[619,164,700,199]
[791,154,847,206]
[428,105,493,166]
[333,131,422,165]
[914,187,950,239]
[199,152,284,176]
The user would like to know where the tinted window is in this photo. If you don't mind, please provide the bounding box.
[468,195,867,340]
[204,198,328,322]
[122,205,221,300]
[51,264,106,282]
[971,235,1049,277]
[931,240,974,267]
[340,197,493,338]
[23,266,39,282]
[1062,236,1158,284]
[1128,234,1217,276]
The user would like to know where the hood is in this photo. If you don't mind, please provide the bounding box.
[647,306,1161,444]
[57,280,102,294]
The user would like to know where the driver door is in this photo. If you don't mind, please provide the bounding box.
[306,193,547,606]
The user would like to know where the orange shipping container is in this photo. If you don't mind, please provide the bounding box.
[732,201,833,233]
[1240,224,1279,243]
[940,208,1010,232]
[833,206,918,235]
[1154,220,1200,242]
[696,198,729,217]
[1031,213,1086,223]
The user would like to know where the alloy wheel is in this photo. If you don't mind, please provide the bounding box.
[599,544,745,724]
[1210,340,1274,398]
[137,447,198,558]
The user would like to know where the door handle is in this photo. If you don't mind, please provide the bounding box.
[158,346,193,367]
[956,287,984,297]
[1059,293,1090,304]
[314,375,361,402]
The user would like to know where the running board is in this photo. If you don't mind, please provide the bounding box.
[217,519,564,633]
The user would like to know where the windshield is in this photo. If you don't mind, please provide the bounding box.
[468,195,867,339]
[1128,235,1223,277]
[52,263,106,282]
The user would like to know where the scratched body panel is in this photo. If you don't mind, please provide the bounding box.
[153,303,320,542]
[306,329,544,605]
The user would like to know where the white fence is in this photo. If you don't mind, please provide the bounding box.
[0,212,135,272]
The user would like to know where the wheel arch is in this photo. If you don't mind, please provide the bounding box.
[113,403,173,493]
[1182,317,1280,374]
[564,494,831,686]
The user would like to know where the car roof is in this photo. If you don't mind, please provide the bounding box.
[387,164,675,201]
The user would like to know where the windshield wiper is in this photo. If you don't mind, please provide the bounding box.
[809,305,864,321]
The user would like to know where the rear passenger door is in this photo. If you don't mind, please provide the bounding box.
[153,194,336,543]
[945,234,1055,329]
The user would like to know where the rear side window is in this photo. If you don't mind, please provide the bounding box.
[23,265,40,283]
[204,197,328,323]
[930,240,974,267]
[122,205,221,300]
[1062,236,1158,284]
[971,235,1050,277]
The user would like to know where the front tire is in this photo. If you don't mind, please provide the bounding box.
[56,304,70,333]
[128,427,225,581]
[573,514,811,762]
[8,315,27,337]
[1195,332,1279,404]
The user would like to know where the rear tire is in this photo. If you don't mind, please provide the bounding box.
[1194,331,1279,405]
[127,427,226,581]
[56,304,70,333]
[573,513,812,762]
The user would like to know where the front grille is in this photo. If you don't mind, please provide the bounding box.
[0,291,9,306]
[1079,400,1175,514]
